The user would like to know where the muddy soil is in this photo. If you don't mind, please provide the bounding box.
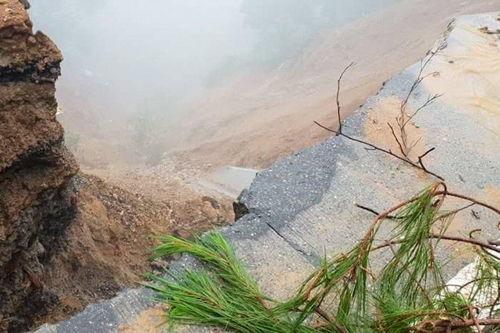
[0,1,235,331]
[30,173,233,330]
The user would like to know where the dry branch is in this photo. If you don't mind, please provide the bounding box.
[335,62,356,135]
[396,49,441,157]
[314,120,444,180]
[410,318,500,332]
[316,55,445,180]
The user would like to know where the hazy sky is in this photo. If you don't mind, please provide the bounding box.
[30,0,253,116]
[28,1,393,125]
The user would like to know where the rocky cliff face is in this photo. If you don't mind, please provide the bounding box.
[0,1,79,331]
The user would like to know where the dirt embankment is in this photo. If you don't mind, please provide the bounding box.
[0,1,78,330]
[37,173,232,329]
[0,2,234,332]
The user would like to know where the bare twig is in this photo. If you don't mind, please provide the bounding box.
[417,147,436,171]
[408,137,422,153]
[370,234,500,256]
[401,51,439,115]
[418,147,436,160]
[336,62,356,135]
[314,121,444,180]
[354,203,403,220]
[468,305,484,333]
[409,317,500,332]
[354,203,382,217]
[404,93,443,128]
[388,122,407,158]
[316,54,444,181]
[434,235,500,255]
[396,49,441,157]
[436,203,475,220]
[434,191,500,216]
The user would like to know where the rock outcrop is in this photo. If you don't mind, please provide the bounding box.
[0,3,237,332]
[0,1,78,331]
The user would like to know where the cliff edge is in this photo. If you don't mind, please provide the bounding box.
[0,0,78,331]
[0,3,235,332]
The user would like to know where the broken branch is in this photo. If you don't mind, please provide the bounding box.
[336,62,356,135]
[314,120,444,180]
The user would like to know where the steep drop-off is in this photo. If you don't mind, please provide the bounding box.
[0,2,235,332]
[173,0,500,170]
[0,0,78,331]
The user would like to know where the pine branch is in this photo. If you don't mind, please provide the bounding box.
[146,183,500,333]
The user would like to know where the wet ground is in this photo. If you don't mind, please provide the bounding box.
[33,12,500,333]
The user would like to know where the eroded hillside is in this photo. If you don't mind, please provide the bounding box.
[0,1,78,330]
[0,2,233,331]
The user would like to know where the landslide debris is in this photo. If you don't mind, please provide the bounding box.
[0,2,234,332]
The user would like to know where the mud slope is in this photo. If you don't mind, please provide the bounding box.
[0,2,234,332]
[36,173,231,329]
[177,0,500,169]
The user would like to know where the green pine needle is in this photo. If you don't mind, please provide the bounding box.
[144,185,500,332]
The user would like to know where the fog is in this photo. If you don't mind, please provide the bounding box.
[28,0,393,164]
[30,0,253,119]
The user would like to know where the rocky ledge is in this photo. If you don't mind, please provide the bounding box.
[0,1,78,331]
